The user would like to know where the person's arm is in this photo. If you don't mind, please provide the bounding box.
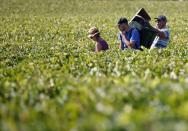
[121,32,135,48]
[130,29,140,48]
[145,22,166,38]
[95,43,102,52]
[152,27,166,39]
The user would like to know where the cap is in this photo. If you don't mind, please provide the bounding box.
[88,27,100,38]
[154,15,167,22]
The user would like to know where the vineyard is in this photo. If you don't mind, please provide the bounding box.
[0,0,188,131]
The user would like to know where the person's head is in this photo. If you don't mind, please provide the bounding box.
[88,27,100,41]
[155,15,167,29]
[117,17,129,32]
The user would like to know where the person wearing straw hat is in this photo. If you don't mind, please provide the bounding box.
[88,27,109,52]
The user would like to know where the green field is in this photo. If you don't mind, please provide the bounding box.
[0,0,188,131]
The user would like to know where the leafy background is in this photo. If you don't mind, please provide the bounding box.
[0,0,188,131]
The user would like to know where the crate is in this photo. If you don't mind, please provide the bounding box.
[129,8,157,49]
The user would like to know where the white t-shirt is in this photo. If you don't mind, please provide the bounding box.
[155,27,170,48]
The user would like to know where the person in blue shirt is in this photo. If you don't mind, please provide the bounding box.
[117,17,140,50]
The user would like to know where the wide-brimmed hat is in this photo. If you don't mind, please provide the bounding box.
[88,27,100,38]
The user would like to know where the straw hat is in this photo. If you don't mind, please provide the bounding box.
[88,27,100,38]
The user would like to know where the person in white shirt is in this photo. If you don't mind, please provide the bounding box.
[153,15,170,48]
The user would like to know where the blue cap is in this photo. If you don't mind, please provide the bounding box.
[154,15,167,22]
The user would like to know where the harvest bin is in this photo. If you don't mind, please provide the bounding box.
[129,8,157,48]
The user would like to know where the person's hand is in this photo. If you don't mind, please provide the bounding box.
[121,31,128,41]
[121,31,126,36]
[120,31,131,48]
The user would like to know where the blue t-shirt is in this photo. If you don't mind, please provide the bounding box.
[118,28,140,50]
[155,28,170,48]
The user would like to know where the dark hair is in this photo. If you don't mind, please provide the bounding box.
[117,17,128,25]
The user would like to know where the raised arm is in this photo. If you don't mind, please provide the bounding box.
[153,28,166,39]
